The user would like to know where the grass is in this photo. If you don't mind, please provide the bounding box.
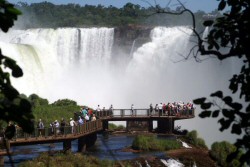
[19,152,114,167]
[132,135,182,151]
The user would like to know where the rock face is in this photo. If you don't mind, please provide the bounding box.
[112,24,153,59]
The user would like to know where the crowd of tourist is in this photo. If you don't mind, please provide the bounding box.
[37,106,99,136]
[149,101,195,116]
[2,103,194,139]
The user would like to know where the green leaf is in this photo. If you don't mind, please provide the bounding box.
[230,102,242,110]
[193,97,206,104]
[222,109,234,118]
[218,0,226,11]
[199,111,211,118]
[212,110,220,117]
[223,96,233,105]
[203,20,214,27]
[201,102,213,110]
[218,118,232,131]
[7,6,22,15]
[3,57,23,77]
[246,104,250,113]
[211,91,223,98]
[231,123,242,135]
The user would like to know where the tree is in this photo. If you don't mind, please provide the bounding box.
[0,1,34,134]
[210,141,241,166]
[193,1,249,165]
[149,0,249,165]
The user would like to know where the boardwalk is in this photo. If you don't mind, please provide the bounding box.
[0,108,195,155]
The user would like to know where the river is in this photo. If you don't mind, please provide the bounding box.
[4,134,170,166]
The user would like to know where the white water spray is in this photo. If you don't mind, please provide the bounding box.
[0,26,242,147]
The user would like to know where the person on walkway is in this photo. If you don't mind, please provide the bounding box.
[37,119,44,137]
[155,104,159,114]
[85,113,90,122]
[60,118,66,135]
[54,120,60,134]
[69,118,75,134]
[158,103,163,116]
[109,104,113,117]
[96,105,101,117]
[78,116,84,125]
[91,114,97,121]
[149,103,153,116]
[82,107,88,117]
[131,104,134,116]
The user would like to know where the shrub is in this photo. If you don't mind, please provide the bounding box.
[132,135,181,151]
[185,130,207,149]
[52,99,77,106]
[19,152,114,167]
[28,94,49,106]
[210,141,241,167]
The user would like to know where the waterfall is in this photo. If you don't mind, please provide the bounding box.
[0,27,114,98]
[129,39,136,57]
[0,26,242,147]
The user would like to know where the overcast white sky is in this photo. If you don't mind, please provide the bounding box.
[8,0,219,12]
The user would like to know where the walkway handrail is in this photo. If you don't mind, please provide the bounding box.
[9,108,195,142]
[11,119,102,141]
[94,108,195,117]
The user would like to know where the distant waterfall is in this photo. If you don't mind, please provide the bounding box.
[0,26,240,110]
[0,27,114,97]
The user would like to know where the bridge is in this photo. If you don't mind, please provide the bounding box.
[0,108,194,156]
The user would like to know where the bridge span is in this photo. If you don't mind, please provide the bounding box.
[0,108,194,156]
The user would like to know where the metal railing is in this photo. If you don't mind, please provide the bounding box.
[12,120,102,141]
[94,108,195,117]
[10,108,194,141]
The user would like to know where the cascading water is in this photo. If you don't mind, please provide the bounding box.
[0,26,242,146]
[0,27,114,102]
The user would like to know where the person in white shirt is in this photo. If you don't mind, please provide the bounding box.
[69,118,75,134]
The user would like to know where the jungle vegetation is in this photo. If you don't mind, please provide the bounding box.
[13,1,218,30]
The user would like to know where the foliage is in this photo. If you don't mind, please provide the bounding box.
[151,0,249,165]
[132,135,181,151]
[185,130,208,149]
[108,123,125,131]
[19,152,114,167]
[28,94,49,107]
[191,1,250,165]
[210,141,241,167]
[0,0,34,134]
[33,103,79,126]
[52,99,77,106]
[11,2,214,29]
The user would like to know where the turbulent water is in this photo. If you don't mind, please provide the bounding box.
[0,26,242,146]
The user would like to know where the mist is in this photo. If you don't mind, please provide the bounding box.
[0,26,243,148]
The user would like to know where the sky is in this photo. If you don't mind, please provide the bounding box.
[8,0,219,13]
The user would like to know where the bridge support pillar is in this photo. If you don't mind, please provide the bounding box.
[78,136,86,152]
[78,133,97,152]
[103,120,108,131]
[148,120,153,132]
[157,119,174,133]
[63,140,72,152]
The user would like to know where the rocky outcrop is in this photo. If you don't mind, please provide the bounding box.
[112,24,153,59]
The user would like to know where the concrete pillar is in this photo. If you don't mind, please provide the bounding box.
[148,120,153,132]
[78,136,86,152]
[157,118,174,133]
[63,140,72,152]
[102,120,108,131]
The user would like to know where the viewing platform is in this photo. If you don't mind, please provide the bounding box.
[0,108,195,156]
